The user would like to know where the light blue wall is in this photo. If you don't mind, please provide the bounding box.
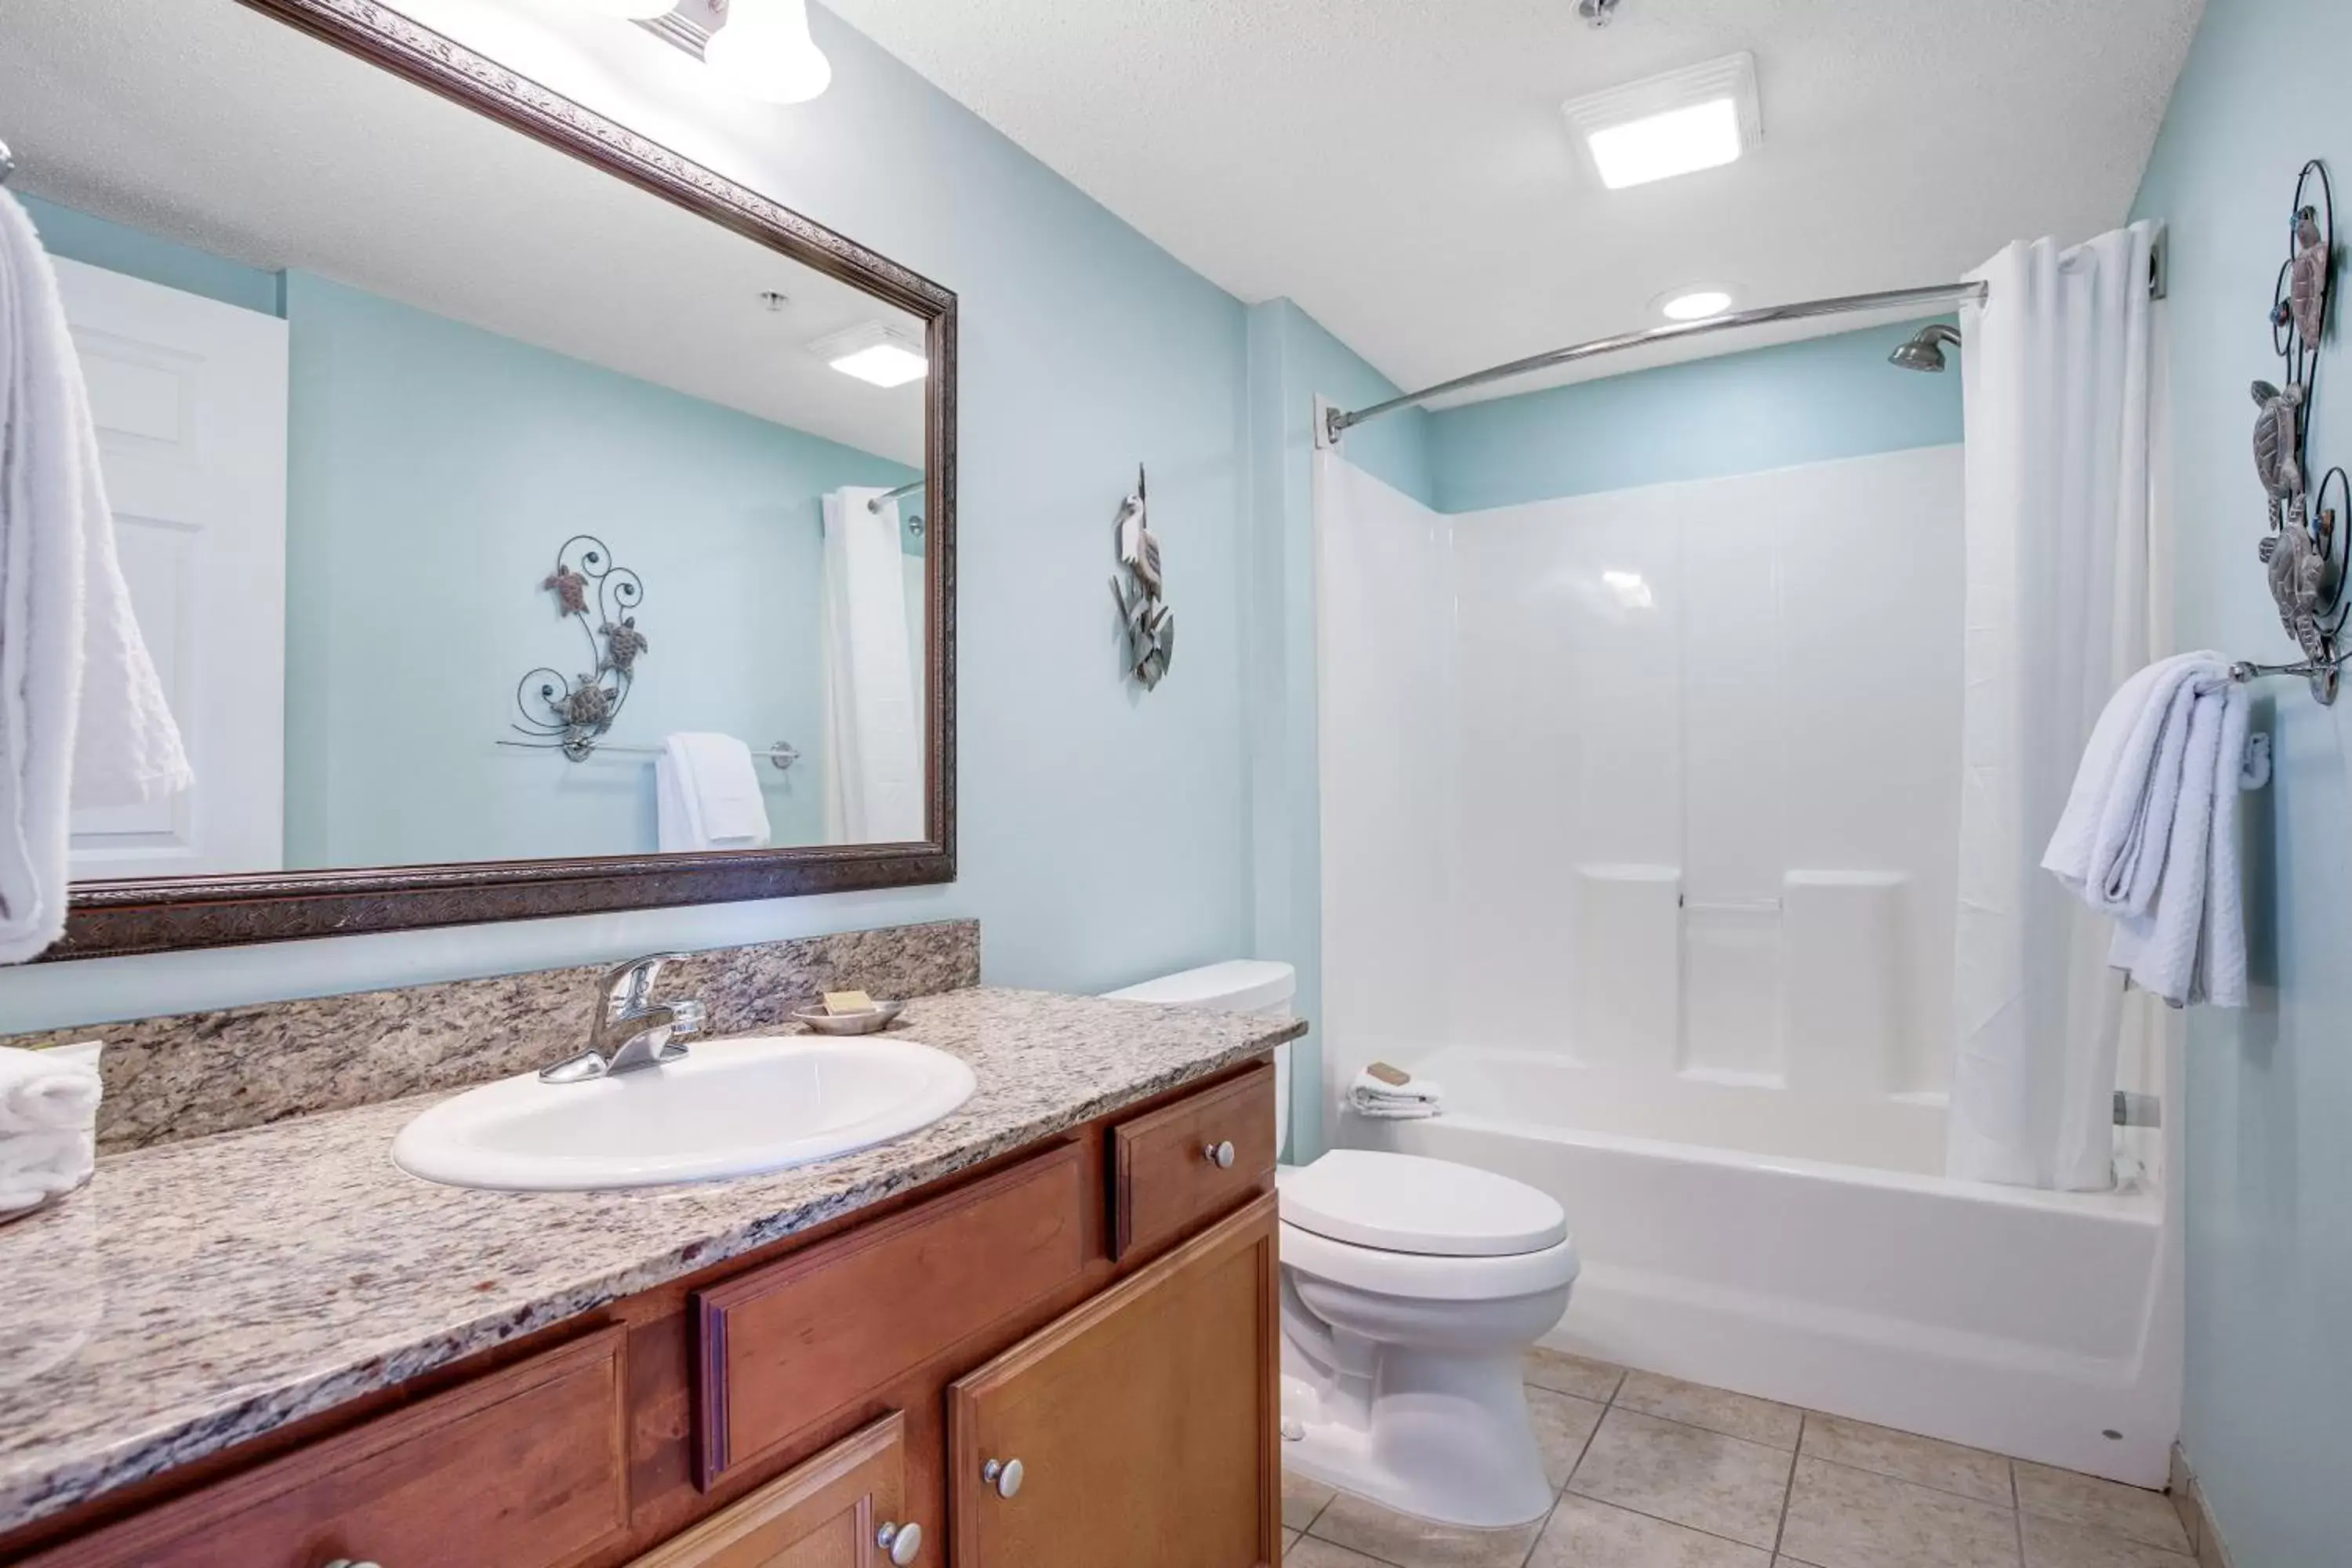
[1426,320,1963,513]
[2132,4,2352,1563]
[0,4,1254,1030]
[16,194,285,318]
[280,270,913,867]
[1244,299,1432,1160]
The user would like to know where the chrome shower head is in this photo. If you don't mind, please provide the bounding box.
[1889,323,1962,373]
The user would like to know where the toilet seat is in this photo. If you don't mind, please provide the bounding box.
[1279,1150,1569,1256]
[1277,1151,1578,1303]
[1279,1220,1579,1302]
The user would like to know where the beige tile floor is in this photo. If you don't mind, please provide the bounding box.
[1279,1349,2197,1568]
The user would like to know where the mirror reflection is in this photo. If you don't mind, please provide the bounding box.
[4,0,931,881]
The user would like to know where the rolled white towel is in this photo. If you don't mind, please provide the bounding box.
[0,1046,101,1134]
[1348,1066,1443,1120]
[0,1127,93,1212]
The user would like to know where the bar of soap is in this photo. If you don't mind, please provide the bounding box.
[823,989,877,1016]
[1363,1061,1412,1087]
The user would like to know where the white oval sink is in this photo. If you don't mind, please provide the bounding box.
[391,1035,977,1191]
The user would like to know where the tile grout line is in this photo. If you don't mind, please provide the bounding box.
[1771,1410,1806,1560]
[2010,1457,2027,1566]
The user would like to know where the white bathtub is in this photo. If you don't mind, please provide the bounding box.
[1349,1046,2183,1486]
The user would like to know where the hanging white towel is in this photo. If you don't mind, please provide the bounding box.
[2043,654,2248,1008]
[655,732,771,852]
[0,192,191,964]
[0,1044,101,1134]
[2042,652,2212,916]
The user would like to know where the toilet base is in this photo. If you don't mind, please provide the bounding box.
[1278,1344,1555,1529]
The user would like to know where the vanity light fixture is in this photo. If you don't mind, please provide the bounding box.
[1657,288,1734,321]
[812,322,928,388]
[702,0,833,104]
[1563,53,1762,191]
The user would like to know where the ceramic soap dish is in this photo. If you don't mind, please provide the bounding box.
[792,1000,907,1036]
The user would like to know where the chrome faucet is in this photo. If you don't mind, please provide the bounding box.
[539,953,707,1083]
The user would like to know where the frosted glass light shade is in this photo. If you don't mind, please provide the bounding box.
[703,0,833,103]
[577,0,676,18]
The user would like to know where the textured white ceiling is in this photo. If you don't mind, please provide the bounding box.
[825,0,2203,399]
[2,0,925,463]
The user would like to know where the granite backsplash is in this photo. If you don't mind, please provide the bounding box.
[0,920,979,1152]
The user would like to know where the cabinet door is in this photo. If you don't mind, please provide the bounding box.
[25,1328,628,1568]
[628,1413,915,1568]
[947,1194,1279,1568]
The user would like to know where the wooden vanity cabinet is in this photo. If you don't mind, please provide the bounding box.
[0,1060,1279,1568]
[16,1329,631,1568]
[625,1414,911,1568]
[947,1194,1281,1568]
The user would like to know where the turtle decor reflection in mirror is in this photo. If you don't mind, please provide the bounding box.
[513,535,648,760]
[2253,160,2348,702]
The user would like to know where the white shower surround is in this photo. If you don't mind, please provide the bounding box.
[1312,447,2180,1484]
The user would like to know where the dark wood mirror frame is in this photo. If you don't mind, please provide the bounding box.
[49,0,956,961]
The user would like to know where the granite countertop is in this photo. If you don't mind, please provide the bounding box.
[0,987,1302,1537]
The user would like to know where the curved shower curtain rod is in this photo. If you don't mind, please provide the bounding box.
[1323,237,2169,445]
[1323,281,1988,444]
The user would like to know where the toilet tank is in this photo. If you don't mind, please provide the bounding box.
[1103,960,1295,1158]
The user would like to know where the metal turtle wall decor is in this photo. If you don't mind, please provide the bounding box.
[510,534,650,758]
[2256,161,2347,703]
[1110,464,1175,690]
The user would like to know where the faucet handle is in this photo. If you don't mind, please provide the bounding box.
[600,952,695,1011]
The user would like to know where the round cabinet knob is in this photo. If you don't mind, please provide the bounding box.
[877,1520,923,1565]
[1204,1140,1236,1169]
[982,1456,1025,1497]
[323,1560,383,1568]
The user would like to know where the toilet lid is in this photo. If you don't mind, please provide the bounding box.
[1278,1149,1569,1258]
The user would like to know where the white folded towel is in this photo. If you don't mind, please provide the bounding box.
[0,194,193,964]
[1348,1066,1444,1120]
[2045,652,2215,916]
[655,732,771,852]
[0,1127,93,1212]
[2044,653,2248,1007]
[0,1045,101,1134]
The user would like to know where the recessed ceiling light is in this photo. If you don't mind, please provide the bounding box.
[811,322,927,388]
[1658,289,1735,321]
[1563,53,1762,191]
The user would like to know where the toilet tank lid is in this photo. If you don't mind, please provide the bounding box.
[1279,1150,1569,1258]
[1104,959,1295,1011]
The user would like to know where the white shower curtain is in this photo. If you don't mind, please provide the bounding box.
[1947,220,2163,1191]
[819,488,923,844]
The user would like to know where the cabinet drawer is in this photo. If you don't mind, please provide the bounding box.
[627,1411,911,1567]
[1109,1063,1276,1260]
[27,1327,629,1568]
[694,1143,1087,1489]
[948,1194,1280,1568]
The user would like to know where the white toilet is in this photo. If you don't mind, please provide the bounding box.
[1105,961,1579,1529]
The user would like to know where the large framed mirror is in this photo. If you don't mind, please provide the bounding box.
[4,0,956,958]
